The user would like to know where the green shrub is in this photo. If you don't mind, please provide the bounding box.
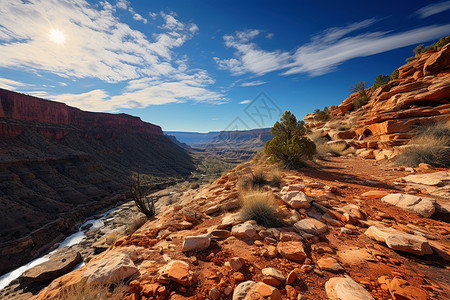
[371,74,389,91]
[396,122,450,168]
[389,69,399,81]
[413,44,424,56]
[353,95,369,109]
[350,81,370,109]
[433,36,450,49]
[314,107,330,121]
[265,111,316,169]
[240,192,285,227]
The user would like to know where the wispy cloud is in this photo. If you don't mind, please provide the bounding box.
[413,1,450,19]
[0,78,28,90]
[49,73,227,112]
[216,20,450,77]
[239,99,251,104]
[0,0,225,110]
[240,80,266,87]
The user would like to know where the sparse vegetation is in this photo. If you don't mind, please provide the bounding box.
[252,149,267,164]
[396,122,450,168]
[389,69,399,81]
[55,280,125,300]
[371,74,389,91]
[314,106,330,121]
[317,142,355,157]
[126,215,147,235]
[131,172,156,219]
[190,182,200,189]
[240,191,285,228]
[265,111,316,169]
[270,168,282,188]
[433,36,450,49]
[350,81,369,109]
[238,167,269,191]
[405,36,450,62]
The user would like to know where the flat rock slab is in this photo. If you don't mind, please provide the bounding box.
[281,191,311,209]
[381,193,435,217]
[325,277,375,300]
[364,225,433,256]
[82,248,138,284]
[277,241,307,262]
[388,277,427,300]
[317,257,344,272]
[243,282,281,300]
[402,171,450,186]
[182,233,211,252]
[21,250,82,282]
[159,260,194,287]
[294,218,328,235]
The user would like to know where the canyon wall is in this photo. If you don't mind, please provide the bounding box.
[0,89,194,275]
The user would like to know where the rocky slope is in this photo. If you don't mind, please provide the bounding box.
[0,89,195,275]
[304,43,450,156]
[30,156,449,300]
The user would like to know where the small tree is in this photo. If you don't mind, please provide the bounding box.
[264,111,316,169]
[389,69,399,81]
[413,44,424,56]
[131,172,156,219]
[350,81,369,109]
[314,106,330,121]
[371,74,389,91]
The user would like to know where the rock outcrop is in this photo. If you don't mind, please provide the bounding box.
[305,43,450,152]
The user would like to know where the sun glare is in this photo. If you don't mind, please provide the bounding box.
[49,29,65,45]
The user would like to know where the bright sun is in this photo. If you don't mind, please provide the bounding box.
[49,29,65,44]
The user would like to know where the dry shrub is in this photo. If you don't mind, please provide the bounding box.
[105,231,123,245]
[126,215,147,235]
[252,149,267,164]
[55,280,126,300]
[240,191,285,228]
[317,142,355,157]
[270,168,282,187]
[397,122,450,167]
[238,167,269,192]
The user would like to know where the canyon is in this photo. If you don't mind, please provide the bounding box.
[0,89,195,275]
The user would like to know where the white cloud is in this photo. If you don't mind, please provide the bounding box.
[216,20,450,77]
[0,0,196,82]
[266,33,274,39]
[414,1,450,19]
[215,29,290,75]
[0,0,225,111]
[240,80,266,87]
[0,78,28,90]
[239,99,251,104]
[49,72,227,112]
[116,0,148,24]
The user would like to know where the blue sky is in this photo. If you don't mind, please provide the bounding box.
[0,0,449,132]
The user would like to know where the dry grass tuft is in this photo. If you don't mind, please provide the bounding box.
[317,142,355,157]
[126,215,147,235]
[240,191,285,228]
[270,168,282,188]
[397,122,450,167]
[54,280,126,300]
[238,167,269,192]
[105,231,122,245]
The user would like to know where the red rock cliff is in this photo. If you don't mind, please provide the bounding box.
[0,89,163,139]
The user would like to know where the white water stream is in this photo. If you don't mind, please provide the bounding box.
[0,208,116,290]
